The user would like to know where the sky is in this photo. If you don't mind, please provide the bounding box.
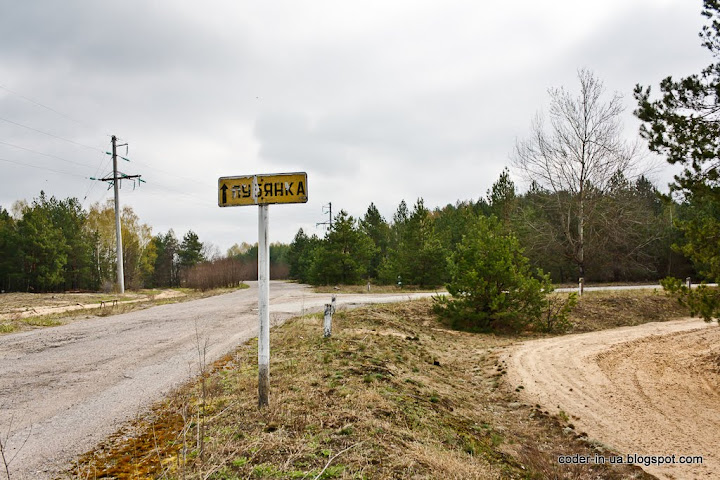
[0,0,713,253]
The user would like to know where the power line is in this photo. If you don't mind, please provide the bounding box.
[0,139,108,205]
[0,121,215,209]
[0,83,88,128]
[130,157,216,189]
[137,180,216,207]
[81,157,112,206]
[84,188,111,207]
[0,116,102,152]
[92,138,216,190]
[0,139,98,169]
[0,156,89,179]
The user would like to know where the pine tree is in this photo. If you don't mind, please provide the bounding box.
[359,203,390,279]
[309,211,375,285]
[635,0,720,281]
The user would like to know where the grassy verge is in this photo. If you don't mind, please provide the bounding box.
[566,288,687,332]
[312,285,444,294]
[0,284,249,335]
[70,290,685,479]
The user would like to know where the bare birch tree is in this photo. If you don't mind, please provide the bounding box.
[513,69,643,279]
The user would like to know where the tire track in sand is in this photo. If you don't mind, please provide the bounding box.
[504,318,720,479]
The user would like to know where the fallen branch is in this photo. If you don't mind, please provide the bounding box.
[312,442,362,480]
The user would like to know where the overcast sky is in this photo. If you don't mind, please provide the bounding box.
[0,0,712,253]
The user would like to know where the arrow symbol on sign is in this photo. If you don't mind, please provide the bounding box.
[220,184,228,204]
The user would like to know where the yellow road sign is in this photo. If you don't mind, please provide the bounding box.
[218,172,308,207]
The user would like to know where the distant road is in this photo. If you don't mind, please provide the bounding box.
[555,283,717,293]
[0,282,435,479]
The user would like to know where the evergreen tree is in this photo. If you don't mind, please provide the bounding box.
[287,228,320,283]
[48,197,95,290]
[0,206,19,291]
[177,230,205,284]
[404,199,446,287]
[378,200,410,285]
[309,210,375,285]
[635,0,720,281]
[16,194,68,291]
[179,231,204,268]
[433,201,478,252]
[151,230,180,287]
[379,199,447,287]
[359,203,390,279]
[486,168,517,229]
[434,216,556,332]
[513,186,575,283]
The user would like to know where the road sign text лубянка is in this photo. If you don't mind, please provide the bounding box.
[218,172,308,207]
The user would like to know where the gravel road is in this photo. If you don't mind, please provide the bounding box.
[504,317,720,479]
[0,282,435,479]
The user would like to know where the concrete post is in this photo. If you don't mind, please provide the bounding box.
[258,204,270,408]
[323,303,333,338]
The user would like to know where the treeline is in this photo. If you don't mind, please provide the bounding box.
[0,192,287,293]
[0,171,697,293]
[288,170,694,287]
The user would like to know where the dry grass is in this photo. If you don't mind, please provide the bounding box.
[312,284,444,295]
[70,291,677,479]
[0,285,249,335]
[0,291,145,313]
[567,288,687,333]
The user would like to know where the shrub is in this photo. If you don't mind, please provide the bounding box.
[661,276,720,322]
[433,216,572,333]
[534,292,578,333]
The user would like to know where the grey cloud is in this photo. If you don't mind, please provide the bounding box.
[253,84,516,182]
[1,0,710,251]
[562,2,709,90]
[0,1,258,137]
[0,1,246,73]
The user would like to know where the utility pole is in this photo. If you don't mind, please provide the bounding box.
[111,136,124,294]
[94,135,142,294]
[316,202,332,230]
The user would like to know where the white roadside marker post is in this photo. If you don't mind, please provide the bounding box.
[323,304,333,338]
[218,172,308,409]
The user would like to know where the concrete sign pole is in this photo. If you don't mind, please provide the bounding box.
[258,204,270,408]
[219,172,307,408]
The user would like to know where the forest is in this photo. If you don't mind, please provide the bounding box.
[0,195,289,293]
[0,167,692,294]
[287,171,693,288]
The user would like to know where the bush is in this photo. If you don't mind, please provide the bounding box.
[661,276,720,322]
[534,292,578,333]
[184,258,288,291]
[433,216,572,333]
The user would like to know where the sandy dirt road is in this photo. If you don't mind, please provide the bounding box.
[0,282,435,479]
[505,318,720,479]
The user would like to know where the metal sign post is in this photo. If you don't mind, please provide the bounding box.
[219,172,307,408]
